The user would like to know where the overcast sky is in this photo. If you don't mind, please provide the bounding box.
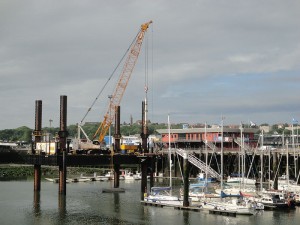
[1,0,300,130]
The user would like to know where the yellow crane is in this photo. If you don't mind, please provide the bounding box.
[93,20,152,144]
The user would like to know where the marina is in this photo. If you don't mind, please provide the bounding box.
[1,178,300,225]
[0,17,299,225]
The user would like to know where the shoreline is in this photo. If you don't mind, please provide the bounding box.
[0,164,113,179]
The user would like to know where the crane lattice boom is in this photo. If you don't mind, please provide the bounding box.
[93,21,152,143]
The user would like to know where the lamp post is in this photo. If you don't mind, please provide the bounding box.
[49,119,53,155]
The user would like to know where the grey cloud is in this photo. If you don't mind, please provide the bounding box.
[1,0,300,129]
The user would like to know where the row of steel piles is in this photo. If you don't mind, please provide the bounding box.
[33,96,68,195]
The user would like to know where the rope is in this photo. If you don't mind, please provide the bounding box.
[274,154,283,184]
[80,30,140,125]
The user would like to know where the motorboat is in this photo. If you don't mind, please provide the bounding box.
[200,198,257,215]
[121,170,141,180]
[254,191,295,210]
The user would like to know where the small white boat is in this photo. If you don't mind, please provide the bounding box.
[120,170,142,180]
[144,186,182,206]
[45,178,59,183]
[94,176,109,181]
[71,175,91,182]
[45,178,72,183]
[133,172,142,180]
[121,170,135,180]
[254,190,296,210]
[78,177,94,182]
[226,176,256,185]
[200,197,257,215]
[104,171,114,180]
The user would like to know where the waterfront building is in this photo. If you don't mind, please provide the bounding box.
[156,127,259,151]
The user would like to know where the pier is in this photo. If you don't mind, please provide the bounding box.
[1,95,300,213]
[25,96,161,204]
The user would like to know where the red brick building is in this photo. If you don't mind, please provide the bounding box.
[156,127,259,150]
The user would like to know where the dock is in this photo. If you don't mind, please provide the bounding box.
[102,188,125,193]
[141,201,202,212]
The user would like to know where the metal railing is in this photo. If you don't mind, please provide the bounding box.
[234,138,253,152]
[176,148,221,179]
[204,140,219,151]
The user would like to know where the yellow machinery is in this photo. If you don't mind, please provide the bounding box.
[120,144,139,154]
[93,21,153,145]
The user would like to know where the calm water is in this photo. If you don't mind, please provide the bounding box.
[0,179,300,225]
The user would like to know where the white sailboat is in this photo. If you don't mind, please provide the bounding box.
[268,131,300,193]
[144,115,182,206]
[201,118,257,215]
[226,123,256,186]
[226,175,256,185]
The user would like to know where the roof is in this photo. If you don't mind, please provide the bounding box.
[156,127,259,134]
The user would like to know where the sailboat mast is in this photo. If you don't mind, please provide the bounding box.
[286,138,289,189]
[221,117,224,192]
[168,115,172,193]
[239,123,243,190]
[238,122,244,189]
[266,130,271,190]
[292,123,296,179]
[260,130,264,192]
[205,122,208,192]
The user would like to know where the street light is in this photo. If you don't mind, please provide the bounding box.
[49,119,53,155]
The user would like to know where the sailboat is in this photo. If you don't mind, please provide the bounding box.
[144,115,182,206]
[184,123,220,202]
[226,174,256,185]
[227,123,256,186]
[200,118,257,215]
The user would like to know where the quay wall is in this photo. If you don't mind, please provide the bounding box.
[1,148,299,180]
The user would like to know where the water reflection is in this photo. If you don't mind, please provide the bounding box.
[113,193,120,213]
[33,191,41,216]
[58,194,67,221]
[183,211,190,224]
[3,180,300,225]
[32,191,42,225]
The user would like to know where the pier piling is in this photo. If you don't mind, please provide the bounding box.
[58,95,68,195]
[149,156,154,189]
[33,100,42,191]
[34,164,41,191]
[141,158,148,200]
[59,151,67,195]
[114,106,121,153]
[114,164,120,188]
[183,152,189,207]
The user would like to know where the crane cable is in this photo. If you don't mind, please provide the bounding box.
[150,24,154,123]
[80,30,140,125]
[144,28,149,97]
[144,23,154,98]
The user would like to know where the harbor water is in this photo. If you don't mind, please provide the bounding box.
[1,178,300,225]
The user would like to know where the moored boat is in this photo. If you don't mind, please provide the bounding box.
[144,186,182,206]
[253,191,295,210]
